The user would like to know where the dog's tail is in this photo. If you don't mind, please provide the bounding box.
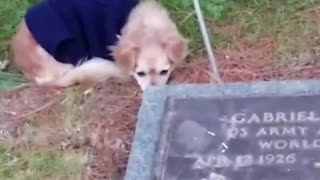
[50,57,128,87]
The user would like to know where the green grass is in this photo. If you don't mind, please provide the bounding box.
[0,145,84,180]
[159,0,232,52]
[161,0,319,53]
[0,0,38,58]
[0,0,37,89]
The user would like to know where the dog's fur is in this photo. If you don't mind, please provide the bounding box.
[11,0,188,90]
[11,19,74,86]
[110,1,188,90]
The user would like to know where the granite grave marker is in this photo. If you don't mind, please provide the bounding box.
[124,80,320,180]
[153,95,320,180]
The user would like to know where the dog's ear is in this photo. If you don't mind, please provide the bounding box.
[109,39,139,73]
[163,34,189,65]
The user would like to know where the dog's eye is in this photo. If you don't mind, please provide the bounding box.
[160,70,168,76]
[137,71,146,77]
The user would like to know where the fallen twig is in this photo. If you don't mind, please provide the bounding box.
[13,98,61,120]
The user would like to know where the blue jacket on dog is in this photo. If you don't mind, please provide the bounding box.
[25,0,138,66]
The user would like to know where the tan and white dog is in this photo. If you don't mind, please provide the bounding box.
[11,0,188,90]
[110,1,188,90]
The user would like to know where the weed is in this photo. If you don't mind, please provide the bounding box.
[0,145,84,180]
[0,71,27,89]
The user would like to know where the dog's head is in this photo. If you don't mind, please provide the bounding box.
[110,34,188,91]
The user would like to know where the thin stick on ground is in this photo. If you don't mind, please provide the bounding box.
[13,98,62,120]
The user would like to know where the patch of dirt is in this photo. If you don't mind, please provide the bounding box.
[217,38,320,82]
[81,80,141,180]
[0,86,62,138]
[1,37,320,179]
[0,79,143,180]
[217,38,277,82]
[173,38,320,84]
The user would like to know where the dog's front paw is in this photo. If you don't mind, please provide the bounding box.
[34,76,55,85]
